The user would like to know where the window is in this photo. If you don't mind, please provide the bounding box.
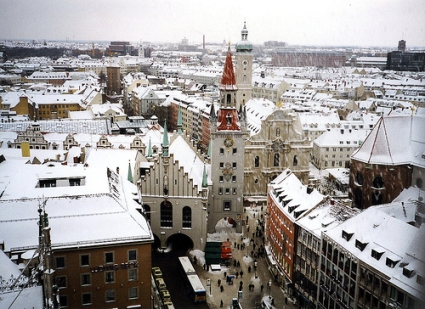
[416,177,423,189]
[182,206,192,228]
[56,276,67,288]
[82,293,92,305]
[106,290,115,302]
[56,257,65,268]
[355,239,368,251]
[219,148,224,155]
[274,154,279,166]
[371,249,384,260]
[128,269,138,281]
[129,286,138,300]
[276,128,280,136]
[254,156,259,167]
[342,230,353,241]
[225,188,230,194]
[160,201,173,227]
[128,249,137,261]
[233,188,237,195]
[81,274,91,286]
[232,175,236,182]
[219,176,224,182]
[219,162,224,169]
[59,295,68,307]
[80,254,89,267]
[372,176,384,189]
[223,201,231,211]
[105,271,115,283]
[293,155,298,167]
[105,252,114,264]
[232,148,237,155]
[218,187,223,195]
[232,162,237,169]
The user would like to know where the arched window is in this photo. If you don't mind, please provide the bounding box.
[254,156,259,168]
[243,75,247,82]
[160,201,173,227]
[372,176,384,189]
[182,206,191,228]
[356,172,363,185]
[354,188,363,209]
[293,155,298,167]
[226,94,231,105]
[276,128,280,137]
[143,204,151,224]
[274,154,279,167]
[416,178,423,189]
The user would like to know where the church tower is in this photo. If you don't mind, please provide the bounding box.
[235,21,253,107]
[208,46,247,233]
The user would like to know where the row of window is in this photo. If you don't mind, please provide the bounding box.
[56,268,138,289]
[57,287,139,307]
[219,148,237,155]
[55,250,137,269]
[218,187,238,195]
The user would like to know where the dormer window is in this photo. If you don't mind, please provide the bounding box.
[403,265,414,278]
[342,230,353,241]
[371,249,384,260]
[385,257,399,268]
[355,239,367,251]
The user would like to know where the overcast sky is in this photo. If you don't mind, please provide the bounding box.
[1,0,424,47]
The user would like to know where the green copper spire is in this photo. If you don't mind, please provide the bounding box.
[127,160,133,183]
[202,164,208,187]
[162,120,169,157]
[207,139,212,158]
[147,137,152,157]
[177,104,183,134]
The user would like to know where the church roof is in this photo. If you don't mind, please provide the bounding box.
[219,49,237,91]
[351,114,425,168]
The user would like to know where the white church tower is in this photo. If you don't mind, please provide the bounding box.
[235,21,253,107]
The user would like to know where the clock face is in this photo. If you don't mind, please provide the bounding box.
[242,60,248,66]
[224,137,234,148]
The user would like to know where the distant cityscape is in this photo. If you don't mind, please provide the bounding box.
[0,22,424,309]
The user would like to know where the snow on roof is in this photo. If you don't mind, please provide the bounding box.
[245,98,276,136]
[352,114,425,168]
[324,203,424,301]
[269,169,324,220]
[0,286,43,309]
[296,199,360,238]
[0,149,153,252]
[314,127,370,147]
[169,135,210,190]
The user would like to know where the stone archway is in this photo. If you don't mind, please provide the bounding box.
[166,233,194,252]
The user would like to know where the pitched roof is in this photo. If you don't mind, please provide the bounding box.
[219,49,237,91]
[352,114,425,168]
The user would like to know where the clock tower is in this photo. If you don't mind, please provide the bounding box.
[208,46,247,233]
[235,21,253,107]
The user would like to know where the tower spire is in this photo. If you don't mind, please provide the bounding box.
[162,120,169,157]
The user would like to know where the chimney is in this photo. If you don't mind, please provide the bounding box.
[116,167,120,174]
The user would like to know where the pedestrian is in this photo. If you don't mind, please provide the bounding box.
[220,300,223,307]
[224,271,227,278]
[218,279,221,287]
[240,270,243,278]
[248,266,251,273]
[234,260,237,267]
[237,261,240,267]
[220,285,224,292]
[261,284,264,291]
[247,225,250,232]
[285,297,288,304]
[236,272,239,279]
